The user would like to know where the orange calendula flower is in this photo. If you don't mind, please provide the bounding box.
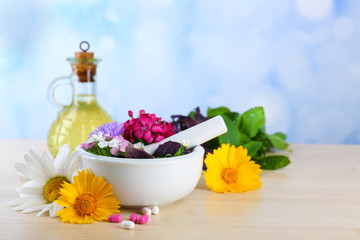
[204,144,262,193]
[56,169,120,224]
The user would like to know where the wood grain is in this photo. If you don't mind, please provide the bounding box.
[1,140,359,240]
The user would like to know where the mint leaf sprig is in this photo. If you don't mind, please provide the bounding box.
[172,106,291,170]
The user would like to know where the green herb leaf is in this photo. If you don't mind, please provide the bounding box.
[218,115,241,146]
[207,106,231,119]
[267,133,289,150]
[206,138,220,151]
[253,155,290,170]
[243,141,262,157]
[238,132,251,145]
[236,107,265,138]
[173,145,188,157]
[225,112,239,122]
[188,111,196,119]
[272,132,287,141]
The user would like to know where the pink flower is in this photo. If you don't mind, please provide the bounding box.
[123,110,175,144]
[114,135,130,152]
[110,147,120,156]
[110,136,130,156]
[80,142,95,151]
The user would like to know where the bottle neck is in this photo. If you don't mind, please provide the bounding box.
[69,61,98,96]
[72,81,96,96]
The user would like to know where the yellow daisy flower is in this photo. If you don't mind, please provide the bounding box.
[56,169,120,224]
[204,144,262,193]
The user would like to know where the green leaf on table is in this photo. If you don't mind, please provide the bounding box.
[236,107,265,138]
[253,155,290,170]
[218,115,241,146]
[267,133,289,150]
[207,106,231,119]
[243,141,262,158]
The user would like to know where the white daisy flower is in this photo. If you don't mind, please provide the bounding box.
[133,142,145,150]
[108,138,120,148]
[89,132,104,143]
[7,144,81,217]
[98,140,108,148]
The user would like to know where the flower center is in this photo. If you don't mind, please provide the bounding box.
[44,176,69,203]
[75,193,98,217]
[222,168,238,184]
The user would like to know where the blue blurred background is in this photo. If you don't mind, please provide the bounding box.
[0,0,359,144]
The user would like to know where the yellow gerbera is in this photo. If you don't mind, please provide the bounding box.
[204,144,262,193]
[55,169,120,224]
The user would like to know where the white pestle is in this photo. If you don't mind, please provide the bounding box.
[143,115,228,155]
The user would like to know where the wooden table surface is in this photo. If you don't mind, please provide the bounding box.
[1,140,360,240]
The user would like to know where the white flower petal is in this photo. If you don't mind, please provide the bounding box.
[22,204,50,214]
[59,149,78,175]
[98,141,107,148]
[68,158,81,181]
[54,144,70,171]
[109,139,120,148]
[28,147,42,161]
[133,142,145,149]
[24,154,45,176]
[49,202,63,218]
[7,196,34,207]
[36,202,54,217]
[41,151,56,177]
[29,148,53,168]
[63,152,81,180]
[13,198,45,211]
[181,139,190,147]
[16,183,43,196]
[14,163,47,182]
[23,180,43,188]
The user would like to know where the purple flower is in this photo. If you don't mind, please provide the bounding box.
[90,122,124,138]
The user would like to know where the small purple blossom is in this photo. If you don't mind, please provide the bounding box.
[90,122,124,138]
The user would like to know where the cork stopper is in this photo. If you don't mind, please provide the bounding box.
[70,41,98,83]
[75,41,94,59]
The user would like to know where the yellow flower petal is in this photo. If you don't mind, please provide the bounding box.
[204,144,262,193]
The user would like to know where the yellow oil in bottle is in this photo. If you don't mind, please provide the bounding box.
[47,95,113,156]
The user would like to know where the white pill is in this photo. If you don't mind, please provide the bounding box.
[151,206,160,215]
[121,220,135,230]
[141,207,152,215]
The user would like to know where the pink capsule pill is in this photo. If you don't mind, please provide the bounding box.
[137,215,149,224]
[108,214,122,223]
[129,213,138,223]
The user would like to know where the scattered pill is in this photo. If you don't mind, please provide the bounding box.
[108,214,122,223]
[141,207,151,215]
[137,215,149,224]
[121,220,135,230]
[129,213,138,223]
[151,206,160,215]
